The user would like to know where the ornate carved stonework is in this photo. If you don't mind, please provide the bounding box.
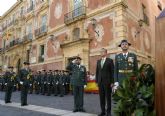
[54,2,62,19]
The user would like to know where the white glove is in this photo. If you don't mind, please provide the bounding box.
[72,59,76,63]
[84,85,87,88]
[44,82,46,84]
[20,81,23,85]
[38,82,39,84]
[114,82,119,87]
[112,82,119,93]
[48,83,50,84]
[62,83,64,85]
[56,82,58,85]
[5,83,7,85]
[30,84,32,86]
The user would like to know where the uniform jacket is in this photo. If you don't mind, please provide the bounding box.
[67,63,87,86]
[114,52,138,84]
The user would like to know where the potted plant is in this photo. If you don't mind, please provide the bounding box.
[112,64,155,116]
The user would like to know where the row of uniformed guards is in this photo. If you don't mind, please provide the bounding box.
[32,70,71,97]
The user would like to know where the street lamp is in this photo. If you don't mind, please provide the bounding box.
[134,19,144,38]
[49,34,55,41]
[90,18,99,37]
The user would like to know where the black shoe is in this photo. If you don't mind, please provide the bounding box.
[21,104,28,106]
[79,109,86,112]
[98,112,106,116]
[73,109,78,112]
[5,101,12,103]
[106,111,111,116]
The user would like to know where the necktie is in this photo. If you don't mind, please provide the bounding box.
[101,58,104,68]
[124,54,127,59]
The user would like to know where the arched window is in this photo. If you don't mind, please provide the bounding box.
[73,28,80,40]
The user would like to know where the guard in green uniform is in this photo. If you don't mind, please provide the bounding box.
[64,70,70,95]
[53,70,59,96]
[46,70,53,96]
[114,39,138,88]
[67,56,87,112]
[59,70,65,97]
[19,62,31,106]
[41,70,47,95]
[29,71,34,94]
[34,71,41,94]
[4,66,16,103]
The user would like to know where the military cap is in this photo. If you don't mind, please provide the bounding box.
[23,61,30,65]
[75,56,82,60]
[118,39,131,47]
[8,66,14,68]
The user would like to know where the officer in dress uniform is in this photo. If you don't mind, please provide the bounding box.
[113,39,138,90]
[18,62,31,106]
[4,66,16,103]
[66,56,87,112]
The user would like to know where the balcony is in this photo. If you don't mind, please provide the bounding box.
[23,33,33,43]
[9,39,20,47]
[64,6,86,25]
[38,55,44,63]
[34,25,47,39]
[27,5,34,13]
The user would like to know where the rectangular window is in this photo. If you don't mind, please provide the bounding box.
[26,23,33,39]
[41,15,47,33]
[39,45,45,62]
[20,7,24,16]
[142,4,149,25]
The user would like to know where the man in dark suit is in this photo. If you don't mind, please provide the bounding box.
[96,48,114,116]
[66,56,87,112]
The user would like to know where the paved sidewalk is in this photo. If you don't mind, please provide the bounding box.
[0,100,97,116]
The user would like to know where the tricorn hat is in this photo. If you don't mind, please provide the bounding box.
[23,61,30,65]
[75,56,82,60]
[118,39,131,47]
[8,66,14,68]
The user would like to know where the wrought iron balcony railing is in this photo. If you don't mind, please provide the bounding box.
[35,25,47,38]
[38,55,44,63]
[64,6,86,24]
[23,33,33,42]
[27,5,34,13]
